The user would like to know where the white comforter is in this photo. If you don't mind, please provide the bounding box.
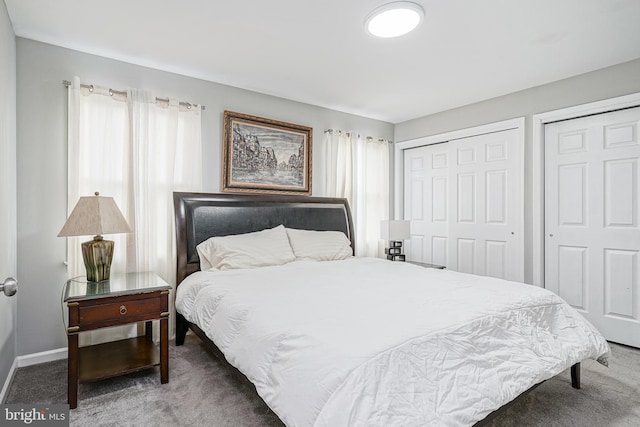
[175,257,609,427]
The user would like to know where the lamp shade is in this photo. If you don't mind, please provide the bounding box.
[58,193,132,237]
[380,220,411,241]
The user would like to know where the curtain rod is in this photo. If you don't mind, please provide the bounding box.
[62,80,205,110]
[324,128,350,135]
[324,128,391,143]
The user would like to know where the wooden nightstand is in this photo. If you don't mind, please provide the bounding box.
[64,272,171,409]
[407,261,446,269]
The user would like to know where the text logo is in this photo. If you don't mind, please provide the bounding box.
[1,405,69,426]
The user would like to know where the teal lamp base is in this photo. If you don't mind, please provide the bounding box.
[81,236,114,282]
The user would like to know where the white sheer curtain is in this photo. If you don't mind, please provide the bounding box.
[321,130,390,257]
[354,136,390,257]
[126,88,202,283]
[66,77,202,343]
[322,130,353,200]
[67,78,130,281]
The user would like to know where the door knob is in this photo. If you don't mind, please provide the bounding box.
[1,277,17,297]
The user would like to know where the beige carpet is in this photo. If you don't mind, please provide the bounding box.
[4,334,639,426]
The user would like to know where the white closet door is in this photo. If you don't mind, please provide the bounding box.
[450,130,521,280]
[545,107,640,347]
[404,128,522,281]
[404,143,449,266]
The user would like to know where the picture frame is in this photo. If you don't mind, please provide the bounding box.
[222,111,313,195]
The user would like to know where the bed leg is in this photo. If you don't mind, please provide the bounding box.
[571,363,581,389]
[176,312,189,346]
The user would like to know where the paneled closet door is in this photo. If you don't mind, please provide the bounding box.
[404,143,449,267]
[450,130,521,280]
[404,128,522,281]
[545,107,640,347]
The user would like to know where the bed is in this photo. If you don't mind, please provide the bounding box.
[173,192,610,427]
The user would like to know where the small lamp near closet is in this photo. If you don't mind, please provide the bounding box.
[380,220,410,261]
[58,192,132,282]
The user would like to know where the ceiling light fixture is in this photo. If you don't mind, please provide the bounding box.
[365,2,424,38]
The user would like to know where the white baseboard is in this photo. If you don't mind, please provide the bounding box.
[0,347,67,403]
[16,347,67,368]
[0,357,18,403]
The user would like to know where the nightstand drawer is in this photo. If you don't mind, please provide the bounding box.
[79,297,162,324]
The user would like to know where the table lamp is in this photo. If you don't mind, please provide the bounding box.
[58,192,132,282]
[380,220,410,261]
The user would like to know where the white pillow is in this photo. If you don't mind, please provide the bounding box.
[285,228,353,261]
[196,225,295,271]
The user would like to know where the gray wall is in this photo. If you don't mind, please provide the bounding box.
[14,35,640,356]
[394,58,640,284]
[0,0,17,388]
[15,38,393,356]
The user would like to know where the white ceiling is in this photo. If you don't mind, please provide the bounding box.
[5,0,640,123]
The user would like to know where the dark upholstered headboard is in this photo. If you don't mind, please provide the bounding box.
[173,192,355,285]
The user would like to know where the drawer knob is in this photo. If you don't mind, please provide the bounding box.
[119,305,127,315]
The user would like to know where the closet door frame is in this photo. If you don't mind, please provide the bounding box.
[532,92,640,288]
[394,117,525,282]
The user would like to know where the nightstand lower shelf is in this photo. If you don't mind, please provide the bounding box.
[79,336,159,383]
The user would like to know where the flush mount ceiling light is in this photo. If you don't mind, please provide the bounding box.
[365,1,424,38]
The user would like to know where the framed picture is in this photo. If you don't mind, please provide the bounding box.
[222,111,313,195]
